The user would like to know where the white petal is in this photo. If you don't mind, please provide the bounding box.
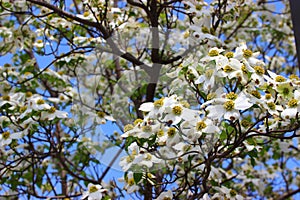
[139,102,154,112]
[207,105,225,119]
[224,111,240,121]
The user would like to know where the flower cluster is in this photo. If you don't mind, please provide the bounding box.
[120,43,300,198]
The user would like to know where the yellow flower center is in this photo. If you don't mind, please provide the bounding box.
[4,63,11,68]
[208,49,219,57]
[225,52,234,59]
[196,121,207,131]
[275,75,286,82]
[2,131,10,140]
[19,106,27,113]
[134,118,143,126]
[201,26,210,33]
[265,93,272,99]
[2,95,10,101]
[226,92,238,100]
[48,107,56,113]
[223,65,233,72]
[288,99,298,108]
[57,71,64,75]
[126,156,133,163]
[89,185,98,193]
[127,178,135,186]
[26,91,33,97]
[183,31,189,38]
[83,11,90,17]
[251,90,261,99]
[142,125,152,132]
[154,98,164,108]
[167,127,176,137]
[156,129,164,137]
[59,95,65,101]
[124,124,134,132]
[254,66,265,75]
[230,189,237,196]
[243,49,253,58]
[172,105,182,115]
[37,99,45,105]
[281,86,292,96]
[241,64,248,74]
[97,111,105,118]
[267,102,276,110]
[289,74,299,80]
[224,100,235,111]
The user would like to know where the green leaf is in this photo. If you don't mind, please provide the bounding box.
[133,172,143,183]
[250,157,256,166]
[220,130,227,141]
[248,149,258,158]
[272,151,281,160]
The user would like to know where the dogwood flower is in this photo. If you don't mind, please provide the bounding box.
[81,183,107,200]
[183,118,220,142]
[234,42,263,67]
[0,131,22,147]
[88,111,115,124]
[163,103,199,125]
[195,66,219,91]
[41,107,68,121]
[133,152,161,168]
[281,90,300,119]
[123,171,140,193]
[0,93,23,108]
[204,92,253,120]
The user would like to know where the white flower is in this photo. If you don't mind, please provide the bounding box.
[204,92,253,121]
[123,171,140,193]
[33,39,44,48]
[184,118,220,142]
[195,67,219,91]
[0,93,24,108]
[41,107,68,121]
[89,111,115,124]
[0,131,22,147]
[30,96,51,111]
[81,183,107,200]
[281,91,300,119]
[139,96,177,119]
[134,152,161,168]
[234,42,263,67]
[119,143,139,171]
[200,47,225,63]
[163,103,199,125]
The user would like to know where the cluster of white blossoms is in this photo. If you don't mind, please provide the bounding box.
[0,91,69,148]
[120,43,300,198]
